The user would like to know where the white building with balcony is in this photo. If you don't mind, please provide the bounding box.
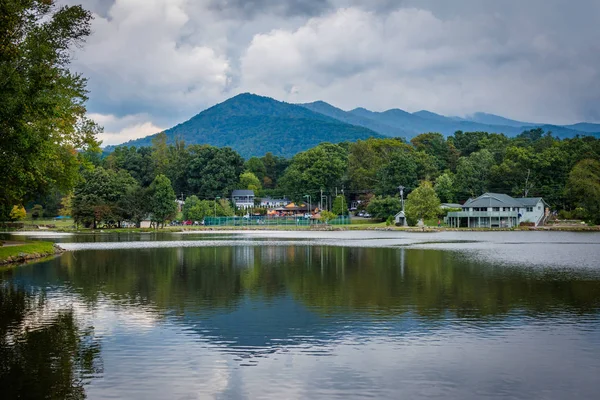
[446,193,549,228]
[231,190,255,209]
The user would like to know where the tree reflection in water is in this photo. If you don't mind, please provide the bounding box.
[0,284,102,399]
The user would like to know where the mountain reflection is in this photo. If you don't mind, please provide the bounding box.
[3,246,600,352]
[0,284,102,399]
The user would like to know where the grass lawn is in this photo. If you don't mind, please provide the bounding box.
[0,241,57,264]
[21,218,75,228]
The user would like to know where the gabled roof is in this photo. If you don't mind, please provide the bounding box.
[463,193,547,208]
[463,193,522,208]
[232,190,254,197]
[516,197,545,207]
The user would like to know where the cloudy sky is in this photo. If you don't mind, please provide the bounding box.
[64,0,600,144]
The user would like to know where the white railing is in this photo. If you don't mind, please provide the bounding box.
[447,211,519,218]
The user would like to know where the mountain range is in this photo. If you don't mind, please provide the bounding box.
[114,93,600,158]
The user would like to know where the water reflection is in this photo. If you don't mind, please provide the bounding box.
[1,245,599,399]
[0,284,102,399]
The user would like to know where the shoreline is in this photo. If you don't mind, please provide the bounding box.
[0,241,64,266]
[4,224,597,235]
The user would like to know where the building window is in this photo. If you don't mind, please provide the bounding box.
[538,205,542,210]
[526,207,533,212]
[493,207,500,212]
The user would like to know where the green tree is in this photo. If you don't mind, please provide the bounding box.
[331,195,349,216]
[405,181,441,222]
[454,149,495,198]
[183,196,212,221]
[187,145,245,198]
[9,205,26,221]
[320,210,337,223]
[566,159,600,224]
[240,172,262,192]
[434,172,456,203]
[149,175,177,228]
[58,194,73,217]
[367,196,402,221]
[72,167,138,228]
[31,205,44,220]
[376,151,418,196]
[279,143,348,202]
[0,0,101,219]
[411,133,459,171]
[245,157,267,182]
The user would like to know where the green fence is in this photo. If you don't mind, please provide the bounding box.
[203,216,350,227]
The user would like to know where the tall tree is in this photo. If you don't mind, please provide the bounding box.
[566,159,600,224]
[279,143,348,202]
[405,181,441,223]
[149,175,177,228]
[0,0,100,219]
[187,145,245,199]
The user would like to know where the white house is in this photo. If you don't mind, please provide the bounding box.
[446,193,549,228]
[232,190,255,209]
[259,197,291,208]
[394,211,407,226]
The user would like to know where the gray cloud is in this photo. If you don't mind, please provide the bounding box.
[61,0,600,143]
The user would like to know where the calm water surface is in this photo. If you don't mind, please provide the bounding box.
[1,231,600,399]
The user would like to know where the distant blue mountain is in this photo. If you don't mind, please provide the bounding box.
[109,93,600,157]
[116,94,382,158]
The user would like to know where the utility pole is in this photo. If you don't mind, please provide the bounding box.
[398,186,405,212]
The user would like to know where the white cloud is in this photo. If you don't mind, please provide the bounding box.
[61,0,600,145]
[239,7,599,123]
[89,113,164,145]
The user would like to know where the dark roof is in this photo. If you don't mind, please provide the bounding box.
[463,193,546,208]
[516,197,545,207]
[463,193,523,208]
[232,190,255,196]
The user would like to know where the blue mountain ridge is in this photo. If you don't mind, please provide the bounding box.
[110,93,600,158]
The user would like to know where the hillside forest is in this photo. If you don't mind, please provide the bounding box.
[12,129,600,227]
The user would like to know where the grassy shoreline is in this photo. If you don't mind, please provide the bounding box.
[14,223,598,234]
[0,241,62,265]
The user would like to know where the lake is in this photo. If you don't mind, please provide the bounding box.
[1,231,600,399]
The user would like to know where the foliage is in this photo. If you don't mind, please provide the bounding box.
[331,195,349,216]
[116,93,381,158]
[566,159,600,224]
[279,143,348,202]
[376,150,419,196]
[31,205,44,220]
[9,206,26,221]
[367,196,402,221]
[245,157,267,182]
[240,172,262,192]
[187,145,245,199]
[72,167,139,228]
[0,0,100,220]
[59,194,73,217]
[405,181,441,222]
[320,211,337,223]
[454,149,495,198]
[182,196,212,221]
[149,175,177,227]
[434,172,456,203]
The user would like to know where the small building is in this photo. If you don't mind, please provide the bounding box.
[395,211,407,226]
[260,197,291,208]
[232,190,255,209]
[446,193,549,228]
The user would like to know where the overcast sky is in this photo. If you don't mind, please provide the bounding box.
[64,0,600,144]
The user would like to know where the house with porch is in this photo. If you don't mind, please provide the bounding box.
[446,193,549,228]
[232,190,255,209]
[259,197,291,208]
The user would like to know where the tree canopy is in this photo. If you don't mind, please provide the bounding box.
[0,0,101,219]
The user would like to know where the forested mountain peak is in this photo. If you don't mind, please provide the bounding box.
[118,93,381,158]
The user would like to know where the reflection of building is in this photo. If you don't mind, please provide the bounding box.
[446,193,549,228]
[233,246,255,268]
[232,190,255,209]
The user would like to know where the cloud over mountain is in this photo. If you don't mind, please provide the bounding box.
[62,0,600,143]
